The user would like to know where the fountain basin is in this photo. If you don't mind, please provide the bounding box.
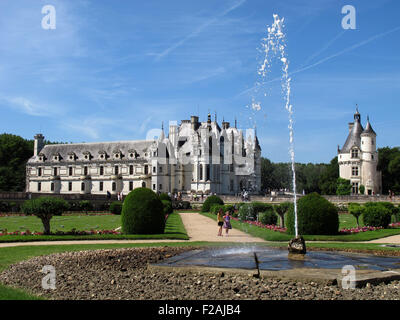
[151,246,400,287]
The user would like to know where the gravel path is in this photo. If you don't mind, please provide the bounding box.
[1,247,399,300]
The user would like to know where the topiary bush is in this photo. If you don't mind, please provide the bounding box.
[251,202,273,215]
[79,200,93,213]
[238,203,256,221]
[201,195,224,212]
[286,192,339,235]
[259,210,278,225]
[348,203,363,227]
[109,201,123,215]
[362,203,391,228]
[223,204,235,215]
[21,197,69,234]
[121,188,165,234]
[161,200,173,215]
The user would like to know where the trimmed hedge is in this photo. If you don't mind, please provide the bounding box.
[259,210,278,225]
[121,188,165,234]
[362,204,391,228]
[162,200,173,215]
[286,192,339,235]
[201,195,224,212]
[109,201,123,215]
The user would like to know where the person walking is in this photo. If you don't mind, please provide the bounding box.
[217,208,224,236]
[223,211,232,236]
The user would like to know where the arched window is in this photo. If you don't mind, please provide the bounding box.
[81,182,85,192]
[142,181,146,188]
[220,136,225,162]
[112,182,116,191]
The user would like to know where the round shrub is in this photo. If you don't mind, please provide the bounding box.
[121,188,165,234]
[109,201,123,215]
[79,200,93,213]
[223,204,235,214]
[259,211,278,225]
[201,195,224,212]
[286,192,339,235]
[362,204,391,228]
[162,200,173,215]
[238,203,256,221]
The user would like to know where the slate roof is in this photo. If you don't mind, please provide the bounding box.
[362,118,376,135]
[340,120,364,153]
[28,140,155,163]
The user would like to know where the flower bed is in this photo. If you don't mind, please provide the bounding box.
[389,222,400,228]
[0,229,122,236]
[339,226,384,234]
[231,217,287,233]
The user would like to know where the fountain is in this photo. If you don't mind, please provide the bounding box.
[258,14,305,254]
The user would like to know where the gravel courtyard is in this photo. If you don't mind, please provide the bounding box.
[1,247,399,300]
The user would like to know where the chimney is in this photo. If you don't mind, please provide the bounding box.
[190,116,199,131]
[348,122,354,133]
[34,133,44,156]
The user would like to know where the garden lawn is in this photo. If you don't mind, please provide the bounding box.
[200,212,400,242]
[0,213,189,242]
[0,214,120,233]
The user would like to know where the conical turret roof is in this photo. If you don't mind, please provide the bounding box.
[362,116,376,135]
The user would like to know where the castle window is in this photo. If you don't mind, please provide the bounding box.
[129,181,133,191]
[99,182,103,191]
[153,184,156,190]
[159,184,162,190]
[53,167,58,176]
[38,182,41,191]
[84,166,88,176]
[352,182,359,195]
[115,166,119,175]
[153,166,156,173]
[144,165,149,174]
[38,168,42,176]
[68,182,72,191]
[199,166,203,180]
[130,165,134,175]
[351,149,359,158]
[81,182,85,192]
[51,183,54,191]
[352,167,359,176]
[100,166,104,176]
[69,167,73,176]
[112,182,116,191]
[142,182,146,188]
[371,154,374,160]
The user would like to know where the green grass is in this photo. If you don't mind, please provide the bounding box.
[200,212,400,242]
[0,213,189,242]
[0,214,121,233]
[0,284,44,300]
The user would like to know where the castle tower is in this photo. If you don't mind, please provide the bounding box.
[338,108,382,195]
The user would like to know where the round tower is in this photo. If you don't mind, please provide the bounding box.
[360,116,379,195]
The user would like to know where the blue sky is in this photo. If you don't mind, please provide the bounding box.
[0,0,399,163]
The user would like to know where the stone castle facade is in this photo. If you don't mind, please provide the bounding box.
[338,108,382,195]
[26,114,262,195]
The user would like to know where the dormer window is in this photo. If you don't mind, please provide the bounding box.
[98,151,107,160]
[53,153,61,162]
[128,149,138,159]
[83,151,91,160]
[38,153,46,162]
[113,150,123,160]
[68,152,76,161]
[351,149,359,159]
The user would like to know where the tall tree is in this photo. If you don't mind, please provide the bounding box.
[0,134,33,191]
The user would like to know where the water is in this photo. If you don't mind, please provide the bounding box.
[257,14,298,237]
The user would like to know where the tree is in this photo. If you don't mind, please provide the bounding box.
[274,202,292,228]
[21,197,69,234]
[0,134,33,191]
[348,203,363,227]
[336,177,352,195]
[378,147,400,194]
[319,157,339,195]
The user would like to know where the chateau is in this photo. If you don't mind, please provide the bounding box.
[26,114,262,196]
[338,108,382,195]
